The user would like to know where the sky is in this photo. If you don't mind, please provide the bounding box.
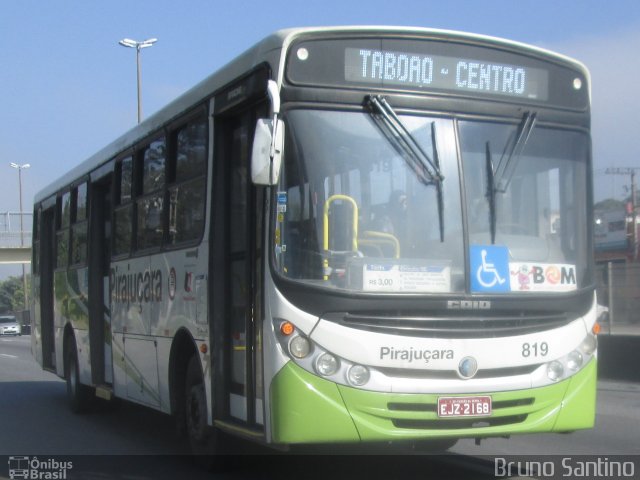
[2,0,640,276]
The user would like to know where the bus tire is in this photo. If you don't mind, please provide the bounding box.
[185,355,219,467]
[65,337,94,413]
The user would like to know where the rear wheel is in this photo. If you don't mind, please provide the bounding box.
[65,336,94,413]
[185,355,220,467]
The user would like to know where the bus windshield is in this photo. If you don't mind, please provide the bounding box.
[274,108,590,295]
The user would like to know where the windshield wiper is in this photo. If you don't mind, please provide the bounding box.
[485,111,537,244]
[366,95,445,241]
[432,121,445,242]
[494,111,537,192]
[485,141,497,244]
[366,95,444,184]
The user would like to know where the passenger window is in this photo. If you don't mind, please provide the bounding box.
[70,223,87,265]
[143,138,166,194]
[113,205,132,256]
[56,230,69,268]
[76,183,87,221]
[136,137,166,251]
[168,118,207,246]
[137,194,164,250]
[168,177,206,244]
[60,192,71,228]
[176,120,207,181]
[70,182,88,266]
[119,157,133,204]
[114,157,134,257]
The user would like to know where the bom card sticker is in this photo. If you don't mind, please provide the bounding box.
[509,262,577,292]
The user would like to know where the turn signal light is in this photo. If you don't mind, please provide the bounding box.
[280,321,295,336]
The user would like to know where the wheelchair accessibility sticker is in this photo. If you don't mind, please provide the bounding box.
[471,245,578,293]
[470,245,510,293]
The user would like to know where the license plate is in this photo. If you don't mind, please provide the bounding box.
[437,396,492,417]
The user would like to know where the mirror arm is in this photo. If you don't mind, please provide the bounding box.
[267,79,280,116]
[266,80,282,183]
[267,80,281,162]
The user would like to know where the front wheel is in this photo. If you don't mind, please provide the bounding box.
[65,337,94,413]
[185,355,221,467]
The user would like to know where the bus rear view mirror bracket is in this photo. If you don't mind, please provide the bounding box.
[251,80,284,186]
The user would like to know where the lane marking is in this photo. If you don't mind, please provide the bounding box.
[0,353,18,359]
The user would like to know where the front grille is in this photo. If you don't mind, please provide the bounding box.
[392,415,528,430]
[337,311,571,338]
[377,364,540,380]
[388,398,534,413]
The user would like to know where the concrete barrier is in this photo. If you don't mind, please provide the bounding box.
[598,335,640,382]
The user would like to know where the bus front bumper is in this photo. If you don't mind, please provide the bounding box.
[269,359,596,444]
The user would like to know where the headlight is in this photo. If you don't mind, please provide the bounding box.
[566,350,583,371]
[547,361,564,381]
[315,353,340,376]
[347,365,370,386]
[289,336,311,359]
[579,334,597,355]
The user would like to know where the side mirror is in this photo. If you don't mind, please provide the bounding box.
[251,79,283,186]
[251,118,284,185]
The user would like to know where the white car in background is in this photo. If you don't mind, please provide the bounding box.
[0,315,21,336]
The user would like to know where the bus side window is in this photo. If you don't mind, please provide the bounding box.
[137,137,166,251]
[168,117,207,246]
[56,192,71,268]
[70,182,88,266]
[113,157,133,257]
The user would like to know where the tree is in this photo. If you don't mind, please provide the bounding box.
[594,198,625,211]
[0,275,30,313]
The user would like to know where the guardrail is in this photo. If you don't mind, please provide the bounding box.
[596,262,640,336]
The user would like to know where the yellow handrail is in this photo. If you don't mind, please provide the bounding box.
[323,194,359,252]
[323,194,358,280]
[360,230,400,258]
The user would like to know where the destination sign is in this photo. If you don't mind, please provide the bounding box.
[345,48,548,101]
[286,37,588,109]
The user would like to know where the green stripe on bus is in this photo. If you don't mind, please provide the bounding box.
[270,360,596,444]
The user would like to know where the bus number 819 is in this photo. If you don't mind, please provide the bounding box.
[522,341,549,358]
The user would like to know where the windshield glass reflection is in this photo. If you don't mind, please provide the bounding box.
[274,109,590,295]
[275,110,463,293]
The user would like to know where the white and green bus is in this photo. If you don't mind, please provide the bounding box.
[31,27,597,456]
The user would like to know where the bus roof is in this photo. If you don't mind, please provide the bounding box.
[34,26,589,204]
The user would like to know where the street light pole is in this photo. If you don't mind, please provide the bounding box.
[10,162,30,310]
[118,37,158,124]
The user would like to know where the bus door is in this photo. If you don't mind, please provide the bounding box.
[212,74,268,431]
[39,207,56,371]
[88,177,113,386]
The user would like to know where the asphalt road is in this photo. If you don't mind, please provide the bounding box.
[1,334,638,479]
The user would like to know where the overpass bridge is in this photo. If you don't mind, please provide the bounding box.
[0,247,31,264]
[1,211,31,264]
